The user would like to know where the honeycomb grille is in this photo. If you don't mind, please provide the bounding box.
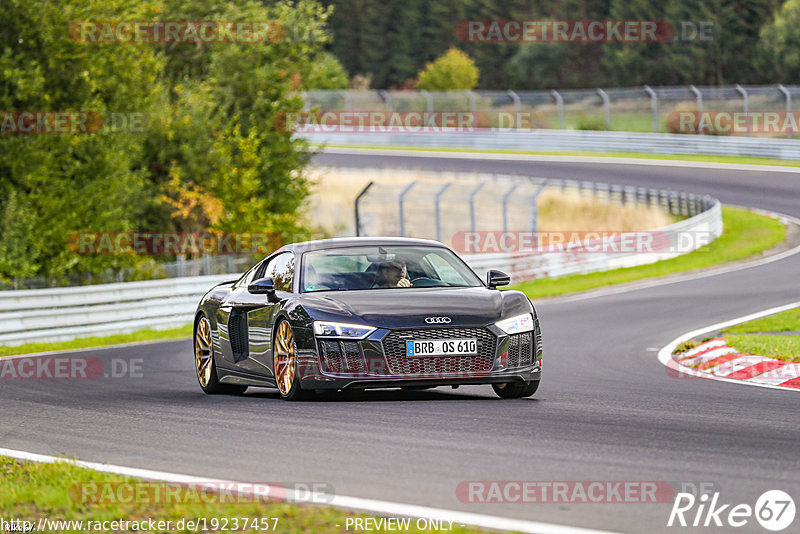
[319,340,366,375]
[382,328,496,376]
[507,332,533,368]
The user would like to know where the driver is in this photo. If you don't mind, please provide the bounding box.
[373,260,411,288]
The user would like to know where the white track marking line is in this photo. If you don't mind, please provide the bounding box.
[0,447,620,534]
[321,147,800,174]
[657,301,800,393]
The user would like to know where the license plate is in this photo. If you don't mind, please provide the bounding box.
[406,339,477,356]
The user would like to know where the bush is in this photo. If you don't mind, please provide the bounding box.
[416,48,479,91]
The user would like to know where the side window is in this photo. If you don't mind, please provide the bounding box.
[236,262,261,289]
[266,253,295,292]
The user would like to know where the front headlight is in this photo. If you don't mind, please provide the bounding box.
[313,321,376,339]
[494,313,534,335]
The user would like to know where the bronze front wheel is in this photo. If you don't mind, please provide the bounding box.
[273,320,310,400]
[194,313,247,395]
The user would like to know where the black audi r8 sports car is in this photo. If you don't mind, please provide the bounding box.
[193,237,542,400]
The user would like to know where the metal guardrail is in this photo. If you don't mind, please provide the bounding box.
[302,129,800,160]
[0,275,237,345]
[0,177,723,346]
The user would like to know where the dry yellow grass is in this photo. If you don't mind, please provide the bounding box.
[306,167,676,240]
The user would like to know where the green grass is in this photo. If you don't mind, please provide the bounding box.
[0,457,483,534]
[720,307,800,363]
[511,206,785,299]
[723,308,800,334]
[0,325,193,358]
[325,144,800,167]
[724,335,800,363]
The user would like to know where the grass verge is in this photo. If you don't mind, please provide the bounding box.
[723,335,800,363]
[720,307,800,363]
[512,206,786,299]
[0,457,481,534]
[0,325,192,358]
[325,144,800,168]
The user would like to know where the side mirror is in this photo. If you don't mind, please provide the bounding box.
[248,277,276,295]
[487,269,510,288]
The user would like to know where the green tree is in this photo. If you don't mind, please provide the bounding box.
[416,47,479,90]
[0,0,164,284]
[760,0,800,81]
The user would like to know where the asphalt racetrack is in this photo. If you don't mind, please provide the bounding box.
[2,150,799,533]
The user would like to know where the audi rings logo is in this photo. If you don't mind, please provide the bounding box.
[425,317,452,324]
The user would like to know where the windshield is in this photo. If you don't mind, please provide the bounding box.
[301,245,482,292]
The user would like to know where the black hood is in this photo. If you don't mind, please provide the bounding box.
[298,286,531,329]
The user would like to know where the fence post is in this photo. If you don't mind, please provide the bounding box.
[379,90,393,112]
[354,181,374,237]
[434,182,454,242]
[597,88,611,130]
[421,90,434,113]
[507,90,522,128]
[690,85,703,134]
[778,84,792,139]
[551,89,565,129]
[465,90,477,114]
[643,85,658,132]
[397,181,417,237]
[469,182,487,232]
[735,84,749,137]
[528,179,548,233]
[502,184,520,232]
[343,91,352,112]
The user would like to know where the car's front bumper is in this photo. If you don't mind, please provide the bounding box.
[295,323,542,391]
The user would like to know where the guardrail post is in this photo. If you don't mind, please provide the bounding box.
[202,254,212,276]
[551,90,565,129]
[735,84,749,137]
[434,182,454,242]
[343,91,353,112]
[177,255,186,278]
[397,181,417,237]
[597,88,611,130]
[354,181,374,237]
[469,182,487,232]
[502,184,520,232]
[778,84,792,139]
[507,90,522,128]
[690,85,703,134]
[643,85,658,132]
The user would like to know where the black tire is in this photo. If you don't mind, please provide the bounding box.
[492,380,539,399]
[194,314,247,396]
[273,320,312,401]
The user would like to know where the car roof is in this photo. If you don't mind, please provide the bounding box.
[282,236,449,254]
